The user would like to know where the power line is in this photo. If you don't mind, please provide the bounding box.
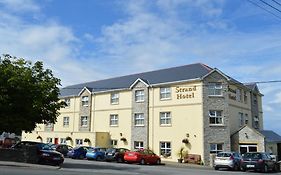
[246,0,281,20]
[272,0,281,7]
[260,0,281,13]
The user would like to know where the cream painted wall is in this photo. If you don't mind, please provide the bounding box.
[94,91,132,110]
[149,81,204,162]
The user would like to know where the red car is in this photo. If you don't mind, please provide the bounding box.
[124,149,161,165]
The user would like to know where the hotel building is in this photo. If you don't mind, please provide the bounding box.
[22,63,267,165]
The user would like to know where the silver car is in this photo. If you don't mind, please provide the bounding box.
[214,152,241,171]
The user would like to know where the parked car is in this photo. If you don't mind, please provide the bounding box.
[105,148,130,162]
[124,149,161,165]
[86,147,107,160]
[240,152,277,172]
[67,146,91,159]
[51,144,73,156]
[12,141,64,166]
[213,152,241,171]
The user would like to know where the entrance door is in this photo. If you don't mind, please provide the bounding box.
[54,138,59,144]
[239,144,257,154]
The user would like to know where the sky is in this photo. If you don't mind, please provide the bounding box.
[0,0,280,134]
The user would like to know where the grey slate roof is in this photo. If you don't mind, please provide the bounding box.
[60,63,213,97]
[260,130,281,143]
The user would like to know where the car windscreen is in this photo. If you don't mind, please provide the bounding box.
[39,144,53,150]
[243,153,262,159]
[217,153,232,157]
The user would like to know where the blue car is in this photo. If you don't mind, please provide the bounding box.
[86,147,107,161]
[67,146,91,159]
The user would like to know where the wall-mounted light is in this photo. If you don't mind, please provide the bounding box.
[245,133,248,139]
[120,133,123,136]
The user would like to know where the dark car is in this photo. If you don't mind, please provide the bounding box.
[12,141,64,166]
[67,146,91,159]
[105,148,129,162]
[240,152,277,172]
[51,144,73,156]
[214,152,241,171]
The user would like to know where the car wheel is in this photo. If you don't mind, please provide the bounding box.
[96,156,102,161]
[117,157,123,163]
[156,159,161,165]
[262,165,268,173]
[241,167,246,172]
[79,154,84,159]
[214,166,219,170]
[140,159,145,165]
[233,164,239,171]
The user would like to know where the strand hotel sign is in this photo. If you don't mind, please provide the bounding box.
[176,86,197,99]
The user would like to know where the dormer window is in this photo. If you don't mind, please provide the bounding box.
[81,96,89,106]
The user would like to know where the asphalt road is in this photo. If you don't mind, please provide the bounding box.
[0,158,281,175]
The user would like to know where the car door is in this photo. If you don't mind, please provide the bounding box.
[147,150,158,164]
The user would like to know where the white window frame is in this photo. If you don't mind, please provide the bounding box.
[60,138,66,144]
[134,113,144,126]
[208,83,223,96]
[210,143,223,154]
[111,93,119,104]
[160,112,171,126]
[76,139,83,146]
[81,96,89,106]
[160,87,171,100]
[135,90,144,102]
[254,116,259,129]
[209,110,223,125]
[64,98,70,107]
[111,139,118,146]
[80,116,88,127]
[239,112,244,127]
[160,141,171,157]
[134,141,144,149]
[63,116,69,127]
[110,114,119,126]
[46,137,53,143]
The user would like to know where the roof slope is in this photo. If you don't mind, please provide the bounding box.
[60,63,213,97]
[260,130,281,143]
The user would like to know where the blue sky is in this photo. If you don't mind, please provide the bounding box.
[0,0,281,134]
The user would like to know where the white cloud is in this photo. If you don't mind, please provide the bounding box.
[0,0,40,12]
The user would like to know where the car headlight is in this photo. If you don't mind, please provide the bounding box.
[42,153,50,157]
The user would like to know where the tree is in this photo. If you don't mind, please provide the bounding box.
[0,54,65,134]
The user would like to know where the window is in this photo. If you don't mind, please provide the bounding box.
[253,94,257,104]
[245,114,249,125]
[134,141,144,149]
[254,116,259,129]
[244,91,248,104]
[134,113,144,126]
[160,142,171,157]
[63,117,69,127]
[76,139,83,146]
[64,98,70,107]
[239,112,244,127]
[208,83,223,96]
[135,90,144,102]
[80,116,88,127]
[209,110,223,125]
[160,112,171,126]
[236,89,242,102]
[60,138,66,144]
[210,143,223,154]
[111,93,119,104]
[81,96,89,106]
[110,114,118,126]
[160,87,171,100]
[111,140,118,146]
[46,137,53,143]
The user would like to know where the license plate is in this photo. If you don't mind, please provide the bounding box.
[246,165,255,168]
[53,157,61,160]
